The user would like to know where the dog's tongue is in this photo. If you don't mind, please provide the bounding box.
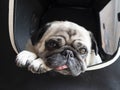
[56,65,68,70]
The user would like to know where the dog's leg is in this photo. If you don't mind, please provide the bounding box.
[16,50,51,73]
[16,50,37,67]
[28,58,51,74]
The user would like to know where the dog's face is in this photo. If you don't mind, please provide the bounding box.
[31,21,98,76]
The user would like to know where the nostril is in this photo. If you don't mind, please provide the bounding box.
[61,50,67,57]
[61,50,74,57]
[69,52,74,57]
[70,53,74,57]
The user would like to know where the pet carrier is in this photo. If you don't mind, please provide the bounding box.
[9,0,120,70]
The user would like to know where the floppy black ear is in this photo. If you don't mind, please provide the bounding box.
[89,32,98,55]
[31,23,51,45]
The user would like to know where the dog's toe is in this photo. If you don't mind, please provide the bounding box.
[28,58,52,74]
[28,59,42,73]
[16,50,37,67]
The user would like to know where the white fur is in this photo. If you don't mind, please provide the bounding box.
[87,50,102,66]
[16,50,51,73]
[16,21,102,74]
[16,50,37,67]
[28,58,51,73]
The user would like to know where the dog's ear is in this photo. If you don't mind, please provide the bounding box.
[89,32,98,55]
[31,23,51,45]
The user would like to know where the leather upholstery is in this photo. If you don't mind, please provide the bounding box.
[0,0,120,90]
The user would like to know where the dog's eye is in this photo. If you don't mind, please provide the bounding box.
[45,40,59,50]
[79,48,87,54]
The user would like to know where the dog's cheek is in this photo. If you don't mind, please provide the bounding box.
[34,42,46,54]
[84,53,92,66]
[67,58,82,76]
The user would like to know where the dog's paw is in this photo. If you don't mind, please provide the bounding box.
[16,50,37,67]
[28,58,52,74]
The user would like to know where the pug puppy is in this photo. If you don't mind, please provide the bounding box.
[16,21,102,76]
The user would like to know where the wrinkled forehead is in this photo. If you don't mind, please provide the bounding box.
[47,22,91,47]
[50,22,90,37]
[49,21,87,31]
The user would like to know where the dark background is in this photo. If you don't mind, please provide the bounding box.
[0,0,120,90]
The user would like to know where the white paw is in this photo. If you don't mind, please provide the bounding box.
[16,50,37,67]
[28,58,52,74]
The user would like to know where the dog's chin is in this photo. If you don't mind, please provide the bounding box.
[55,63,84,76]
[50,59,85,76]
[45,50,87,76]
[55,69,72,76]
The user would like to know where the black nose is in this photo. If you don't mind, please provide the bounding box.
[61,50,74,58]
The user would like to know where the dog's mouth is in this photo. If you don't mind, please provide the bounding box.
[54,64,71,75]
[47,57,86,76]
[55,63,85,76]
[55,64,68,71]
[45,49,86,76]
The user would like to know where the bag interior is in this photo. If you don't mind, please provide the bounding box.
[14,0,112,61]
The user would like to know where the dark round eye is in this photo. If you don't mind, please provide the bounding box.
[79,48,87,54]
[45,40,59,50]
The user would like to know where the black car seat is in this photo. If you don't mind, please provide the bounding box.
[0,0,120,90]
